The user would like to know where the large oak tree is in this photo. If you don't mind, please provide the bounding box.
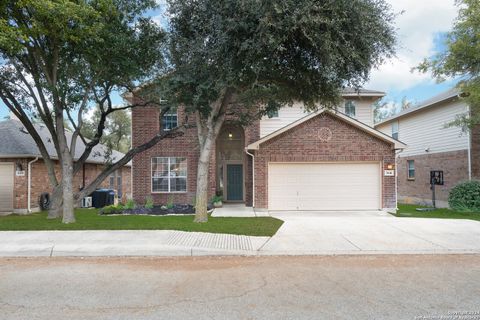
[0,0,181,223]
[161,0,397,222]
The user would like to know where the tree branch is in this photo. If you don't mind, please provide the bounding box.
[75,124,186,200]
[0,90,59,187]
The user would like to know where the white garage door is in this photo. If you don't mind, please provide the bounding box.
[268,162,381,211]
[0,163,14,213]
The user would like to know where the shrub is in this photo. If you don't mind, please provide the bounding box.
[125,199,136,210]
[99,204,124,215]
[167,195,174,209]
[211,195,223,203]
[144,196,154,209]
[448,180,480,212]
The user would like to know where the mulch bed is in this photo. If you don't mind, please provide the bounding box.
[100,204,213,216]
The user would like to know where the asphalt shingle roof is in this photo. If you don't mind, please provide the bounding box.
[0,119,129,166]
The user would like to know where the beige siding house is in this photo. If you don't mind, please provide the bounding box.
[375,88,479,207]
[260,90,382,137]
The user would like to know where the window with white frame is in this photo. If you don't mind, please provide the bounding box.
[407,160,415,180]
[392,121,399,140]
[161,108,178,131]
[344,101,356,117]
[152,157,187,192]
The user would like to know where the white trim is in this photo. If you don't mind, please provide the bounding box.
[467,105,472,181]
[247,109,407,150]
[27,157,39,213]
[245,149,255,208]
[161,109,178,132]
[151,156,188,194]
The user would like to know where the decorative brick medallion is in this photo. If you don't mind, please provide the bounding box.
[318,127,332,142]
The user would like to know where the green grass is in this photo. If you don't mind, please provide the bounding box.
[394,204,480,222]
[0,209,283,236]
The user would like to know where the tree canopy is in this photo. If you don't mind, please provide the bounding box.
[82,108,131,153]
[417,0,480,127]
[159,0,397,222]
[165,0,397,114]
[0,0,172,222]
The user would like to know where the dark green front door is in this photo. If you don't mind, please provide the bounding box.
[226,164,243,201]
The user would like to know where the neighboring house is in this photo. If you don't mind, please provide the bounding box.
[375,88,479,208]
[132,88,405,212]
[0,118,131,214]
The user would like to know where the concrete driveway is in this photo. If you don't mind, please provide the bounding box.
[261,211,480,254]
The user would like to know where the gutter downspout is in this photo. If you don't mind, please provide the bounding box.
[245,149,255,208]
[466,105,472,181]
[27,157,39,213]
[394,149,403,212]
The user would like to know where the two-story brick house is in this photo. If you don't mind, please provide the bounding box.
[132,88,405,212]
[375,88,479,208]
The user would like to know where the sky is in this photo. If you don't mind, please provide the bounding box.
[0,0,459,119]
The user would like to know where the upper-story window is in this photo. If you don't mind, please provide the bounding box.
[161,108,178,131]
[392,121,399,140]
[266,109,279,118]
[344,101,356,118]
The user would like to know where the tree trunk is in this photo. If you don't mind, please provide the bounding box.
[47,184,63,219]
[193,89,231,223]
[194,136,215,223]
[61,156,76,223]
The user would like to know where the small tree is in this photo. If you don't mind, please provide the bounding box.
[162,0,397,222]
[0,0,183,223]
[417,0,480,128]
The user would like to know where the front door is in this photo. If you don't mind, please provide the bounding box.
[226,164,243,201]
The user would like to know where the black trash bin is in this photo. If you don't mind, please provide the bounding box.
[91,189,115,208]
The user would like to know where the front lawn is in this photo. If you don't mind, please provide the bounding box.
[0,209,283,237]
[394,204,480,222]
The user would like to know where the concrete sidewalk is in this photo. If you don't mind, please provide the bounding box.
[0,230,270,257]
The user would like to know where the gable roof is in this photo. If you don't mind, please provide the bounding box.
[375,88,461,127]
[246,109,406,150]
[341,88,386,97]
[0,119,130,166]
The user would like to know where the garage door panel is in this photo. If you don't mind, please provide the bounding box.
[268,163,381,211]
[0,163,14,213]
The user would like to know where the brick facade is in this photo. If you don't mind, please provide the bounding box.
[252,113,396,209]
[132,106,213,205]
[0,158,131,212]
[132,108,396,210]
[397,150,470,208]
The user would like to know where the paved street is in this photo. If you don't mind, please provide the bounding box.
[1,255,480,320]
